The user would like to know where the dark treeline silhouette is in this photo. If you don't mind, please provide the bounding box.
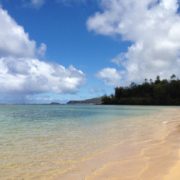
[102,75,180,105]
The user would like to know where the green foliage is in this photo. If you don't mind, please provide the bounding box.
[101,75,180,105]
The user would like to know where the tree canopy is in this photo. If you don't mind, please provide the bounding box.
[102,75,180,105]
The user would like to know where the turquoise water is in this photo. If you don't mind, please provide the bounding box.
[0,105,162,179]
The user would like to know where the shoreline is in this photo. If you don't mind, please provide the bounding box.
[57,108,180,180]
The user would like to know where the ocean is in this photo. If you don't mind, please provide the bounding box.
[0,105,172,179]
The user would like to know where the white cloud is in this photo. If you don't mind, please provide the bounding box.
[88,0,180,85]
[0,8,36,57]
[37,43,47,57]
[0,7,85,100]
[0,57,85,94]
[97,68,121,86]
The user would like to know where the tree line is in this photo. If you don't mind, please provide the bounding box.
[101,75,180,105]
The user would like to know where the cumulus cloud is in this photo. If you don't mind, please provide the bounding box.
[0,7,85,100]
[0,8,36,57]
[88,0,180,85]
[97,68,121,86]
[37,43,47,57]
[0,57,85,94]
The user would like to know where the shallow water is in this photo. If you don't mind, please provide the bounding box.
[0,105,174,179]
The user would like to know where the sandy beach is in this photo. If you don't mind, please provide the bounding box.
[58,108,180,180]
[1,106,180,180]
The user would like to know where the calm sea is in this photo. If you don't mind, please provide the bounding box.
[0,105,163,179]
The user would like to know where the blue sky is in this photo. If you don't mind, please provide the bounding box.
[0,0,128,103]
[0,0,180,103]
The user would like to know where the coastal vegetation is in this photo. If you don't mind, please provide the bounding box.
[102,75,180,105]
[67,97,101,105]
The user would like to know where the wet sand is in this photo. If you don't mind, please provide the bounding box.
[58,108,180,180]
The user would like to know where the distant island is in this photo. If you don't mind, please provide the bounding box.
[102,75,180,105]
[50,102,61,105]
[67,97,102,105]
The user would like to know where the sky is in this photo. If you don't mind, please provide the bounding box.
[0,0,180,103]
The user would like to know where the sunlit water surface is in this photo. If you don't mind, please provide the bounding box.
[0,105,166,179]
